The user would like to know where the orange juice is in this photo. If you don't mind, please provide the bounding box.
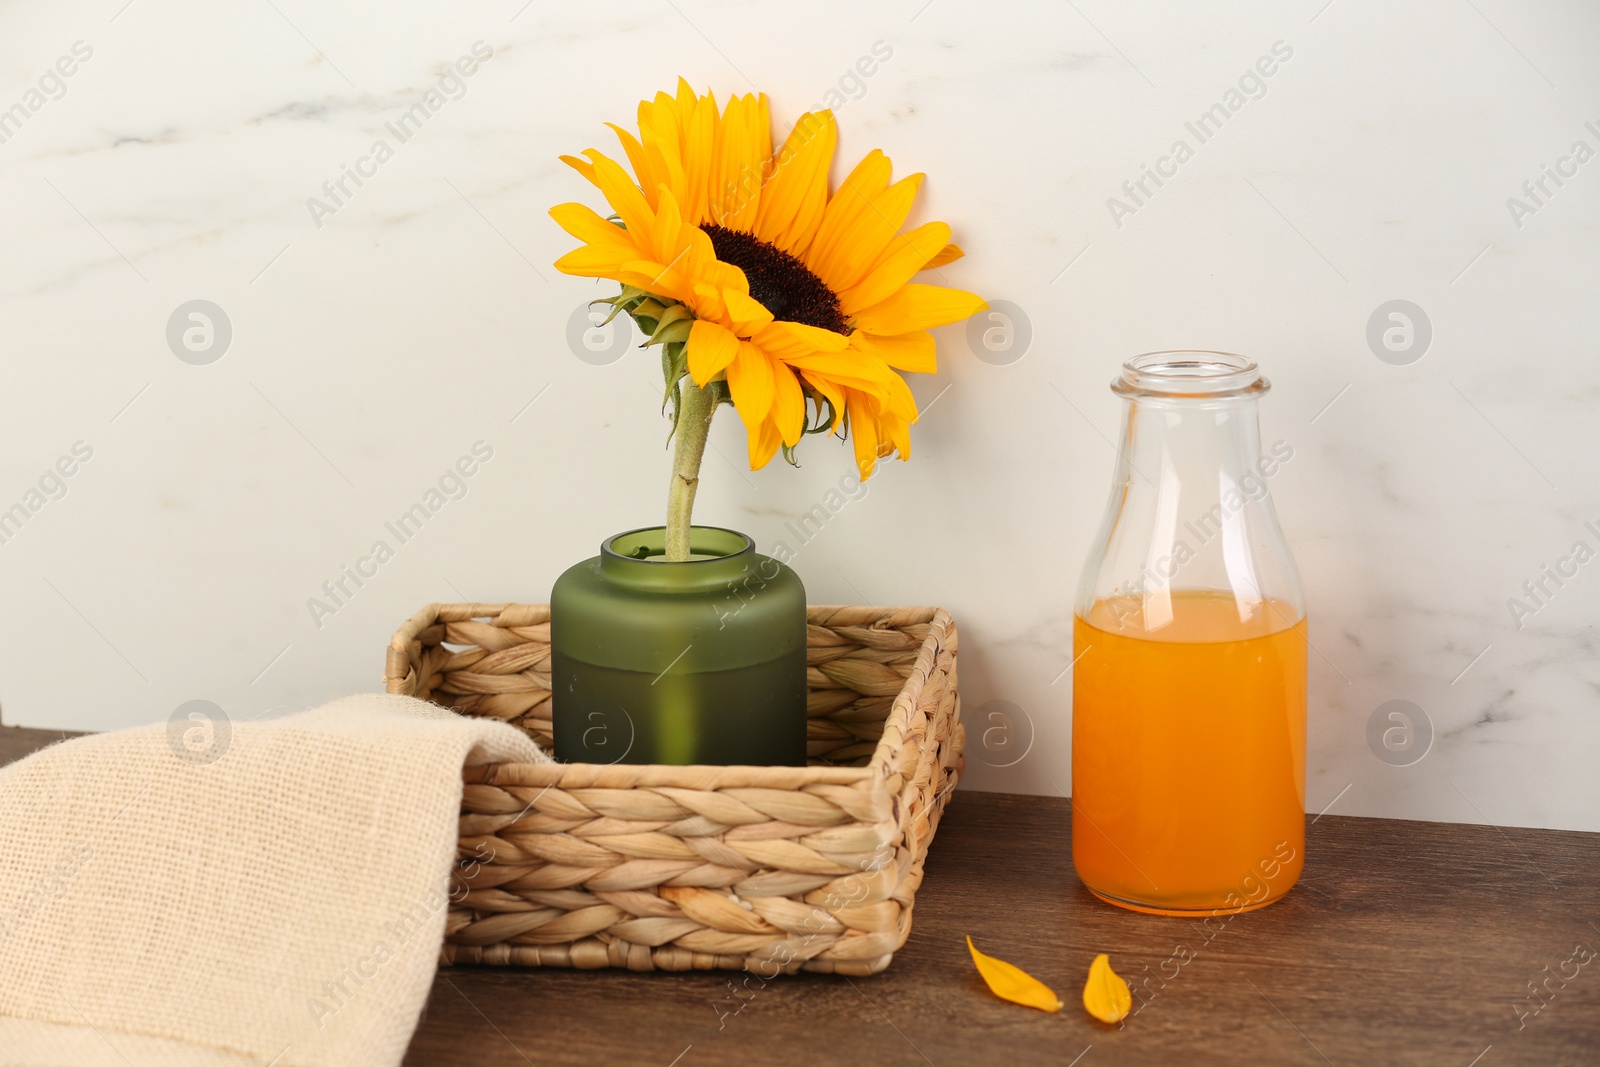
[1072,590,1306,915]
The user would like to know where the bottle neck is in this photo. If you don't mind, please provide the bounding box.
[1110,349,1278,538]
[1078,392,1302,627]
[1117,395,1268,515]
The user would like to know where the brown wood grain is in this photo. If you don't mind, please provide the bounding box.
[4,726,1596,1065]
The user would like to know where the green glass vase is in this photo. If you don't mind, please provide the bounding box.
[550,525,807,766]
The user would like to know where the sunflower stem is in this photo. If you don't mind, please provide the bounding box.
[665,380,717,562]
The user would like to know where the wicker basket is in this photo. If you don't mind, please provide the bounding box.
[384,602,962,975]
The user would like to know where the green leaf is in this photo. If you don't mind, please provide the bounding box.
[647,304,695,348]
[802,391,837,436]
[591,285,656,327]
[661,339,690,426]
[653,322,690,347]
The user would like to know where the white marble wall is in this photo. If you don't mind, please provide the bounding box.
[2,0,1595,830]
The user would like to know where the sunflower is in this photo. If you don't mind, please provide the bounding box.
[551,79,985,482]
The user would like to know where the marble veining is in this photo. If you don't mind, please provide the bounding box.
[0,0,1596,830]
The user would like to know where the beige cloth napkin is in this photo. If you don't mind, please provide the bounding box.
[0,694,549,1067]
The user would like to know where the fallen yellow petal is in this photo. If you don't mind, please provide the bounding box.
[1082,953,1132,1024]
[966,936,1063,1013]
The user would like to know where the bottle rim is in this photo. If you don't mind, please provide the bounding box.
[1113,350,1270,399]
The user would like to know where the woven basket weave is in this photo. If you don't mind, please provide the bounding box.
[384,602,962,975]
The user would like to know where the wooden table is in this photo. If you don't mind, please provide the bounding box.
[4,726,1596,1065]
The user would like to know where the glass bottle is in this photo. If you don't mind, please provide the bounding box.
[551,525,807,766]
[1072,351,1307,915]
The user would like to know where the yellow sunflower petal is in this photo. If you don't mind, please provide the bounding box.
[582,149,656,239]
[726,339,775,426]
[677,80,715,227]
[687,320,740,384]
[839,221,952,314]
[966,937,1064,1013]
[636,201,721,309]
[746,413,784,470]
[642,140,678,212]
[752,320,851,360]
[846,389,884,481]
[690,281,729,324]
[805,149,894,289]
[771,364,805,446]
[803,356,915,423]
[815,173,924,293]
[555,248,685,290]
[606,123,653,200]
[707,95,750,227]
[648,186,686,266]
[560,152,599,187]
[853,283,987,335]
[673,76,697,113]
[709,92,770,231]
[926,242,964,268]
[635,95,684,209]
[619,258,696,306]
[782,353,894,398]
[694,256,747,295]
[631,79,716,225]
[754,110,836,255]
[549,202,639,254]
[1083,954,1132,1024]
[596,266,695,295]
[850,330,937,375]
[880,366,919,422]
[880,408,912,461]
[723,288,775,335]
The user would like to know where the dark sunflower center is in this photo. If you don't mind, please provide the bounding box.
[702,225,849,335]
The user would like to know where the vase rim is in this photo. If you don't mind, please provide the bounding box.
[601,525,754,565]
[1114,349,1270,399]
